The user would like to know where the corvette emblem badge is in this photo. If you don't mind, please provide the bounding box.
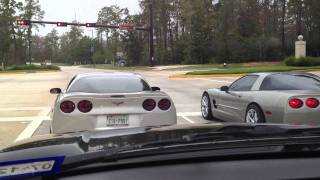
[112,101,124,106]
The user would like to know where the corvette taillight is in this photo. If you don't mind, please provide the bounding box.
[143,99,156,111]
[288,98,303,109]
[60,101,75,113]
[158,99,171,111]
[306,98,319,108]
[77,100,93,113]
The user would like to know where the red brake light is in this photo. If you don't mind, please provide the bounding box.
[60,101,75,113]
[158,99,171,111]
[306,98,319,108]
[77,100,92,113]
[143,99,156,111]
[288,98,303,109]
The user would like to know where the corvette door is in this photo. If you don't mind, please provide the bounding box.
[216,75,259,122]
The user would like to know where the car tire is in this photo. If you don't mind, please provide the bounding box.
[201,93,214,120]
[245,104,265,123]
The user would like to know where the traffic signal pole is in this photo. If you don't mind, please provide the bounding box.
[149,0,154,67]
[17,18,155,67]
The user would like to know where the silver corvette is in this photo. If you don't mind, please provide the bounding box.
[201,72,320,126]
[50,72,177,134]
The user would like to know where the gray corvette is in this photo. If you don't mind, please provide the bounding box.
[201,72,320,126]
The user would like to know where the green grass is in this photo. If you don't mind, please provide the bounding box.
[169,63,269,71]
[0,64,60,72]
[82,64,151,71]
[80,62,320,75]
[170,64,223,70]
[186,65,320,75]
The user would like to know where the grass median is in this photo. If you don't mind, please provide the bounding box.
[82,64,151,71]
[186,63,320,75]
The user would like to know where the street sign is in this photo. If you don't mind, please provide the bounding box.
[119,24,136,31]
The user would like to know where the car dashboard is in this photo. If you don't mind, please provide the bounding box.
[44,153,320,180]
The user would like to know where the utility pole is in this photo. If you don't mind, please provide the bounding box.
[149,0,154,67]
[90,29,95,68]
[281,0,286,57]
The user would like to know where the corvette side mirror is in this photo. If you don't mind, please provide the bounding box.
[151,87,161,91]
[50,88,62,94]
[220,86,229,92]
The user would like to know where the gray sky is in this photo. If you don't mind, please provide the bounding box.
[35,0,141,36]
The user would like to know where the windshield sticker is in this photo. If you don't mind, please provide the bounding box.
[0,156,64,179]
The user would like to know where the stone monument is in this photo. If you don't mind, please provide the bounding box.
[295,35,306,58]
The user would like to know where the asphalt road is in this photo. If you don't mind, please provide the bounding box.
[0,66,237,148]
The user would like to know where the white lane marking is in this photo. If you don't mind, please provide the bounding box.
[181,116,195,124]
[177,112,201,117]
[0,117,48,122]
[15,108,51,142]
[196,78,232,83]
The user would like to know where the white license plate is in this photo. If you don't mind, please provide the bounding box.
[0,160,55,177]
[106,115,129,127]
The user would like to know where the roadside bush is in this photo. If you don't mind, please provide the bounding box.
[284,56,320,67]
[44,65,61,70]
[8,64,60,71]
[92,51,107,64]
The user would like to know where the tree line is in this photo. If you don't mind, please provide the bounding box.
[0,0,43,67]
[144,0,320,64]
[1,0,320,66]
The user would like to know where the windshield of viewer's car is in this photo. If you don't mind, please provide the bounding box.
[2,0,320,170]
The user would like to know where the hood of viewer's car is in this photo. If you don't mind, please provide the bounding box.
[0,122,310,162]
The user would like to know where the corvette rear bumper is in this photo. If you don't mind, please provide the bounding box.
[51,109,177,134]
[283,111,320,126]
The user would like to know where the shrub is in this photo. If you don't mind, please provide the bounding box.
[284,56,320,67]
[284,56,295,66]
[45,65,61,70]
[8,64,60,71]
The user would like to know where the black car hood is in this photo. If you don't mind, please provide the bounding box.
[0,123,308,162]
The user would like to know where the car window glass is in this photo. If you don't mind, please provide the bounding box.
[67,76,151,93]
[229,75,259,91]
[260,74,320,90]
[66,75,77,90]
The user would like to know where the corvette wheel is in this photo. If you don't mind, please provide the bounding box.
[201,93,214,120]
[245,104,265,123]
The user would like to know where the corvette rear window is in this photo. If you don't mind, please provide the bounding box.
[67,76,151,93]
[260,74,320,90]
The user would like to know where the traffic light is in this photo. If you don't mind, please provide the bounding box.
[17,19,31,26]
[57,22,67,27]
[85,23,96,27]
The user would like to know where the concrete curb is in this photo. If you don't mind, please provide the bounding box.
[168,74,244,79]
[0,72,27,75]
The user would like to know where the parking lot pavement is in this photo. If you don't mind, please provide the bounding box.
[0,66,237,147]
[0,71,68,148]
[0,122,28,148]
